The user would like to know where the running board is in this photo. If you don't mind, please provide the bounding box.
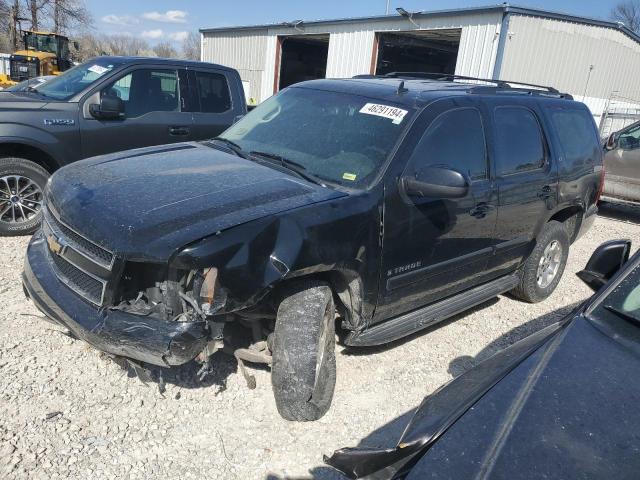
[346,274,520,347]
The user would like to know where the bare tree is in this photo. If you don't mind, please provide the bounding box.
[48,0,91,34]
[6,0,22,50]
[611,0,640,33]
[153,41,177,58]
[182,31,200,60]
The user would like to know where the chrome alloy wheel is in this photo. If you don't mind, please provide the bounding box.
[536,239,562,288]
[0,175,43,224]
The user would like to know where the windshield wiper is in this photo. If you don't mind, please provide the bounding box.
[210,137,250,159]
[604,305,640,327]
[249,150,326,186]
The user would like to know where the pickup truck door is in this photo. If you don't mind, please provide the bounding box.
[79,67,193,158]
[484,100,559,275]
[187,69,241,140]
[604,122,640,201]
[375,97,499,321]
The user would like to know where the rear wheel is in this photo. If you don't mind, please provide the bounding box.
[271,281,336,421]
[0,157,49,236]
[511,220,569,303]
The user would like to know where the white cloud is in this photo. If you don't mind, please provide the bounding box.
[168,31,189,42]
[102,14,138,26]
[141,29,164,39]
[142,10,188,24]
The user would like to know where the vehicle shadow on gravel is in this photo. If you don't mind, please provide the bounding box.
[447,300,582,378]
[111,351,239,395]
[598,201,640,224]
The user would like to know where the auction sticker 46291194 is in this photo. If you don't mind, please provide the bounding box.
[359,103,408,124]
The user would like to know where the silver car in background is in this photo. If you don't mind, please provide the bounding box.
[603,122,640,203]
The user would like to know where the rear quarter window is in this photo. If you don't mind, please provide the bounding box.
[548,107,600,166]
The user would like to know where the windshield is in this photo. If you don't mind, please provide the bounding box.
[24,33,59,54]
[218,87,413,188]
[596,261,640,324]
[5,76,51,92]
[36,58,123,100]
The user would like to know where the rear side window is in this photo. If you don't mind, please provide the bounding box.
[410,108,487,180]
[494,107,546,175]
[550,108,600,162]
[195,71,231,113]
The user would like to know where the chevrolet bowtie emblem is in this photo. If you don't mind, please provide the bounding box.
[46,233,65,256]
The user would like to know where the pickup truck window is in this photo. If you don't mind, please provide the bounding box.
[618,124,640,151]
[220,87,413,188]
[35,57,126,100]
[103,69,180,118]
[409,108,487,180]
[195,71,231,113]
[494,106,546,176]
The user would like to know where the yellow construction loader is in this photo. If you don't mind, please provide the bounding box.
[0,30,75,88]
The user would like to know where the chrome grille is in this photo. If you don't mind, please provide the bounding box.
[49,248,105,305]
[45,208,114,269]
[43,207,113,306]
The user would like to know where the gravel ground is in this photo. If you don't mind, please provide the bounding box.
[1,202,639,479]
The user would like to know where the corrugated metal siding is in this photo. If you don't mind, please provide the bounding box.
[203,12,502,103]
[0,54,9,76]
[201,29,269,102]
[500,14,640,101]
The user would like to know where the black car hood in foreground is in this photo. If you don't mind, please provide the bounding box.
[327,310,640,479]
[47,142,345,261]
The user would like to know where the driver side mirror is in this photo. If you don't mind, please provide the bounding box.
[89,94,124,120]
[577,239,632,291]
[604,132,618,151]
[401,166,469,199]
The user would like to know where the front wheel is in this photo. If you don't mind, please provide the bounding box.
[511,220,569,303]
[271,281,336,421]
[0,157,49,236]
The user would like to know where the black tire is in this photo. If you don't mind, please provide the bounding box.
[271,280,336,421]
[511,220,569,303]
[0,157,49,236]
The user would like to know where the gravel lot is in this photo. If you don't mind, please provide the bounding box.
[1,202,639,479]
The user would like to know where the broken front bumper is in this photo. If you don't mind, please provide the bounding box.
[22,232,208,367]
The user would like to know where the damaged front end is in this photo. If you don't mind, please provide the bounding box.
[22,230,233,368]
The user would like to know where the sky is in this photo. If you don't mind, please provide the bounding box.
[85,0,622,45]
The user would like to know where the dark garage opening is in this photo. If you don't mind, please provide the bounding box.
[278,34,329,90]
[374,29,461,76]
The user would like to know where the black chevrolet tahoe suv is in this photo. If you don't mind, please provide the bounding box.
[22,73,603,421]
[0,56,246,235]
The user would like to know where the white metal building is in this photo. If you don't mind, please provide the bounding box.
[200,5,640,124]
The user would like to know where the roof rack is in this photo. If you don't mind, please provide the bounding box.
[359,72,571,99]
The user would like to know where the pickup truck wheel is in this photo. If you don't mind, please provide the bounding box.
[511,220,569,303]
[0,157,49,236]
[271,281,336,421]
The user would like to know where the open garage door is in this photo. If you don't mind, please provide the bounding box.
[277,34,329,91]
[374,29,461,76]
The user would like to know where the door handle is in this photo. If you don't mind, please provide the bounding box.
[537,185,553,199]
[469,203,493,219]
[169,126,190,136]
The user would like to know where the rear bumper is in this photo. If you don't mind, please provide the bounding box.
[22,232,208,367]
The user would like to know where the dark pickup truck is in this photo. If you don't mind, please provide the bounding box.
[23,73,603,422]
[0,56,246,235]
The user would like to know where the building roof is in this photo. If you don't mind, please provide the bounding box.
[200,4,640,45]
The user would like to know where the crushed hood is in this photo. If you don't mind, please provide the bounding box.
[47,142,345,261]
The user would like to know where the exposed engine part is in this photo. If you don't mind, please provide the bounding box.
[232,341,272,389]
